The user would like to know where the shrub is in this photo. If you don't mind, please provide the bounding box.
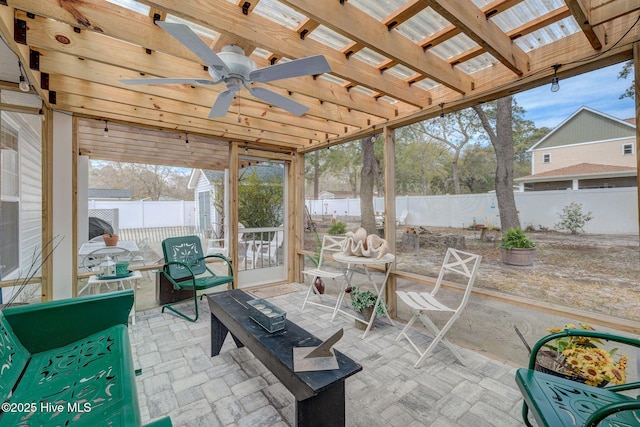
[555,202,593,235]
[327,221,347,235]
[500,227,535,249]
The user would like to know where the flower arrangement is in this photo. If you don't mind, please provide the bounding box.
[541,323,627,387]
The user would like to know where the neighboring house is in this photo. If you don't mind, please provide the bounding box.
[88,188,132,200]
[516,106,637,191]
[1,110,42,283]
[188,164,283,235]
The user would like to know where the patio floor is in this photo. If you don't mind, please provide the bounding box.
[129,283,526,427]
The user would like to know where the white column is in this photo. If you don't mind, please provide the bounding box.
[52,111,73,299]
[77,155,89,245]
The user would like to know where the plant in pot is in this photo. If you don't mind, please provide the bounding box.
[349,286,388,330]
[102,229,119,247]
[500,227,536,266]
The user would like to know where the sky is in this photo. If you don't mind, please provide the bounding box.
[514,61,635,130]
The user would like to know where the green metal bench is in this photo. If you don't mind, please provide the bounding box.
[516,329,640,427]
[161,235,235,322]
[0,290,171,426]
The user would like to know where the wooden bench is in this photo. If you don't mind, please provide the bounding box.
[0,290,171,427]
[207,289,362,427]
[516,329,640,427]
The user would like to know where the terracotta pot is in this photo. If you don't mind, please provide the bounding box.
[103,234,119,247]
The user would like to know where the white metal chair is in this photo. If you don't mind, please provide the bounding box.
[246,227,283,267]
[396,248,482,368]
[301,235,348,320]
[131,237,150,265]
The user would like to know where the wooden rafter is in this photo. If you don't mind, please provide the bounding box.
[278,0,472,94]
[383,0,427,31]
[565,0,605,50]
[422,0,530,76]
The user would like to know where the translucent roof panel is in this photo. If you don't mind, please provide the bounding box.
[109,0,150,15]
[429,34,478,61]
[385,63,415,80]
[413,78,440,91]
[395,8,451,43]
[251,47,271,59]
[349,0,410,21]
[514,17,580,52]
[320,73,350,86]
[165,15,219,39]
[352,48,389,67]
[490,0,566,32]
[352,85,377,96]
[308,25,353,51]
[456,53,499,73]
[253,0,305,30]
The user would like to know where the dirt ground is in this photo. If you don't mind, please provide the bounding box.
[309,218,640,322]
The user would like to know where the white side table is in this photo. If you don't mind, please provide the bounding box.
[332,253,396,338]
[82,270,143,324]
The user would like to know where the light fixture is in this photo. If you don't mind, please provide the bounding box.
[439,102,445,127]
[370,134,376,143]
[550,64,561,92]
[185,131,189,144]
[39,108,45,122]
[103,120,109,137]
[244,142,248,153]
[18,61,29,92]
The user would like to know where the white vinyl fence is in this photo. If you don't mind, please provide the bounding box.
[307,187,638,234]
[88,200,196,229]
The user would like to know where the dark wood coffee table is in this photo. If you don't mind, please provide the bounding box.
[207,289,362,427]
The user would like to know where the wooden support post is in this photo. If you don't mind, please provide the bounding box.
[383,126,397,317]
[634,42,640,241]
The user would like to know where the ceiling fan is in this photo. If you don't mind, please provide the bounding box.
[121,21,331,118]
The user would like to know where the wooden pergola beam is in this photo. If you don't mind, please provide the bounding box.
[565,0,605,50]
[278,0,472,94]
[422,0,530,76]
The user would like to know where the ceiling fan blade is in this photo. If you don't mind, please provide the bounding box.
[156,21,230,77]
[120,78,216,85]
[249,87,309,116]
[209,90,236,118]
[249,55,331,83]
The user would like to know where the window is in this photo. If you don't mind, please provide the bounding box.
[1,119,19,277]
[542,153,550,163]
[622,143,633,155]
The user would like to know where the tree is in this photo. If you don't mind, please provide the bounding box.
[360,136,377,234]
[459,145,495,193]
[617,60,635,100]
[237,168,283,228]
[418,109,482,194]
[473,97,520,231]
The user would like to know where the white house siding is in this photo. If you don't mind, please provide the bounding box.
[194,172,215,232]
[4,112,42,280]
[533,137,636,174]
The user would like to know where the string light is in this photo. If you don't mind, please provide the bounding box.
[439,103,445,127]
[550,64,561,92]
[185,131,189,144]
[18,61,29,92]
[103,120,109,137]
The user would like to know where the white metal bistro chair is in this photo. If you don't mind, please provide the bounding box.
[301,234,348,320]
[396,248,482,368]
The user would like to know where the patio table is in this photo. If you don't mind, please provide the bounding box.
[78,240,140,255]
[332,252,395,338]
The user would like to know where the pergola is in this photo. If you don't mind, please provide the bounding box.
[0,0,638,302]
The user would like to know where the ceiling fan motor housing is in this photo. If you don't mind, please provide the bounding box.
[209,45,257,81]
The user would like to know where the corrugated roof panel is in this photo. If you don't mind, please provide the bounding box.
[386,63,415,80]
[109,0,149,15]
[514,17,580,51]
[319,74,349,86]
[352,48,389,67]
[413,78,440,91]
[429,33,477,61]
[253,0,305,30]
[352,85,377,96]
[349,0,410,21]
[308,25,352,50]
[395,8,451,43]
[491,0,566,32]
[457,53,500,73]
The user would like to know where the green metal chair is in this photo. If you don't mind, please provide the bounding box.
[161,235,234,322]
[516,329,640,427]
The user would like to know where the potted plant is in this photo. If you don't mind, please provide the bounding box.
[500,227,536,266]
[349,286,388,330]
[536,323,627,387]
[102,229,119,247]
